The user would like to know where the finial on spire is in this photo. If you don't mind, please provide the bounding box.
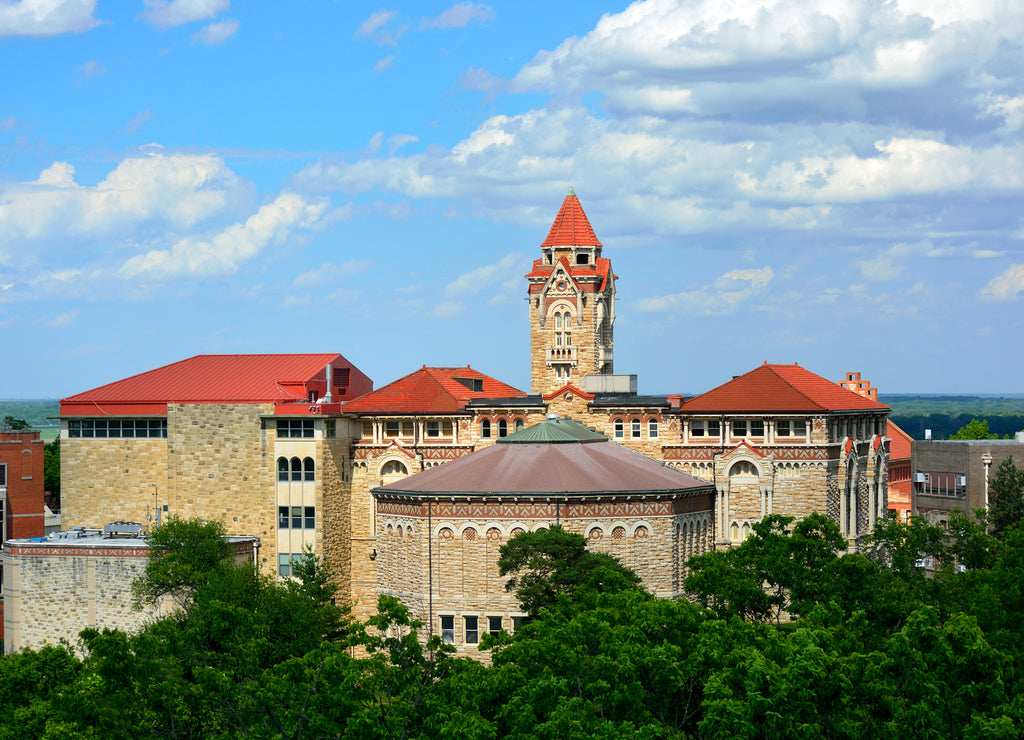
[568,186,575,196]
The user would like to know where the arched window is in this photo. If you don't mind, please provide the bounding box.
[648,418,659,438]
[277,457,288,482]
[514,418,524,432]
[303,457,315,482]
[552,308,573,347]
[381,460,408,476]
[498,418,508,437]
[729,460,758,477]
[631,418,641,439]
[290,457,302,482]
[613,419,624,438]
[481,419,491,439]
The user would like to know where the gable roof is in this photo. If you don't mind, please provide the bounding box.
[681,362,890,414]
[541,189,602,248]
[61,354,371,416]
[887,420,913,460]
[342,366,525,415]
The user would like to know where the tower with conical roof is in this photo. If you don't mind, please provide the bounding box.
[525,189,616,394]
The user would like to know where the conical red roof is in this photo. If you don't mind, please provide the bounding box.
[541,189,602,248]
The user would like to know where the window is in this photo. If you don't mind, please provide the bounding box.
[440,615,455,644]
[0,463,5,486]
[381,460,408,476]
[750,420,764,436]
[68,418,167,438]
[777,419,807,437]
[290,457,301,481]
[488,616,503,636]
[278,554,294,577]
[498,419,508,437]
[325,420,336,438]
[729,460,758,477]
[481,419,491,439]
[732,420,747,437]
[514,418,524,432]
[690,420,720,438]
[385,421,400,438]
[278,505,316,529]
[303,457,314,482]
[631,418,641,438]
[512,616,524,632]
[732,419,764,437]
[278,419,314,438]
[426,421,440,437]
[465,616,479,644]
[277,457,288,482]
[649,418,659,438]
[553,310,573,347]
[576,253,589,264]
[614,419,624,438]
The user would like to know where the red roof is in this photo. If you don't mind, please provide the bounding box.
[681,363,890,414]
[342,366,525,415]
[541,190,602,248]
[887,420,912,460]
[60,354,371,416]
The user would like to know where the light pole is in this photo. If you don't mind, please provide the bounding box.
[982,452,993,514]
[151,484,160,528]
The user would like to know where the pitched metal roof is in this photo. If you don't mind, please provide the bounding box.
[680,362,890,414]
[540,189,602,248]
[375,418,710,496]
[497,416,607,444]
[342,366,525,414]
[60,354,370,415]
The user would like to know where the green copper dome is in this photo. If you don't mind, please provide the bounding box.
[496,416,607,444]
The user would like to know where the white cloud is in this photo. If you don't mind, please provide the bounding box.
[293,260,372,288]
[0,115,16,131]
[374,54,395,72]
[191,18,238,44]
[356,9,394,37]
[121,109,153,135]
[142,0,228,28]
[0,0,99,37]
[980,94,1024,133]
[445,253,523,296]
[421,2,493,30]
[0,153,252,244]
[42,309,79,328]
[118,193,333,278]
[980,264,1024,302]
[637,267,774,314]
[75,59,105,79]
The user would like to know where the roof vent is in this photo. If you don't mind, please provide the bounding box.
[454,377,484,392]
[103,521,144,538]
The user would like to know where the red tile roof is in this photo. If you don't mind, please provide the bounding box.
[887,420,913,460]
[525,256,615,292]
[541,190,602,248]
[60,354,371,416]
[342,366,525,414]
[681,362,891,414]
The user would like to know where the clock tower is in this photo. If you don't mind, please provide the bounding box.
[526,189,616,395]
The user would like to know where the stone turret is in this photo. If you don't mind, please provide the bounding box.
[525,189,616,395]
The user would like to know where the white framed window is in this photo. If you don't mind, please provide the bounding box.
[613,419,624,438]
[731,419,764,438]
[68,418,167,438]
[514,419,524,432]
[278,505,316,529]
[488,616,503,636]
[498,419,508,437]
[278,419,314,438]
[480,419,491,439]
[690,420,720,438]
[381,460,408,476]
[648,418,659,438]
[631,418,641,439]
[385,421,400,438]
[777,419,807,437]
[440,615,455,644]
[426,421,440,437]
[464,615,479,644]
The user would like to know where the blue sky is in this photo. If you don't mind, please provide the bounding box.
[2,0,1024,399]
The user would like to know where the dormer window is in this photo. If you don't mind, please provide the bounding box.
[576,253,589,265]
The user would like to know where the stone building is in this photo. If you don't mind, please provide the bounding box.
[371,417,715,652]
[2,526,258,653]
[57,190,892,619]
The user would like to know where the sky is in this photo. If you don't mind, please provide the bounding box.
[2,0,1024,400]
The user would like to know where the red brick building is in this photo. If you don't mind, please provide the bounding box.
[1,429,46,642]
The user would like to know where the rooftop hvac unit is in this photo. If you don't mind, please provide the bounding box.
[913,472,928,483]
[956,476,967,487]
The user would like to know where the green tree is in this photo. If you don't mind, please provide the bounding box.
[497,525,642,618]
[1,415,29,431]
[950,418,999,440]
[132,516,233,608]
[43,438,60,504]
[989,458,1024,538]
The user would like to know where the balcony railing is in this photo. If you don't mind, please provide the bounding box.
[546,345,578,363]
